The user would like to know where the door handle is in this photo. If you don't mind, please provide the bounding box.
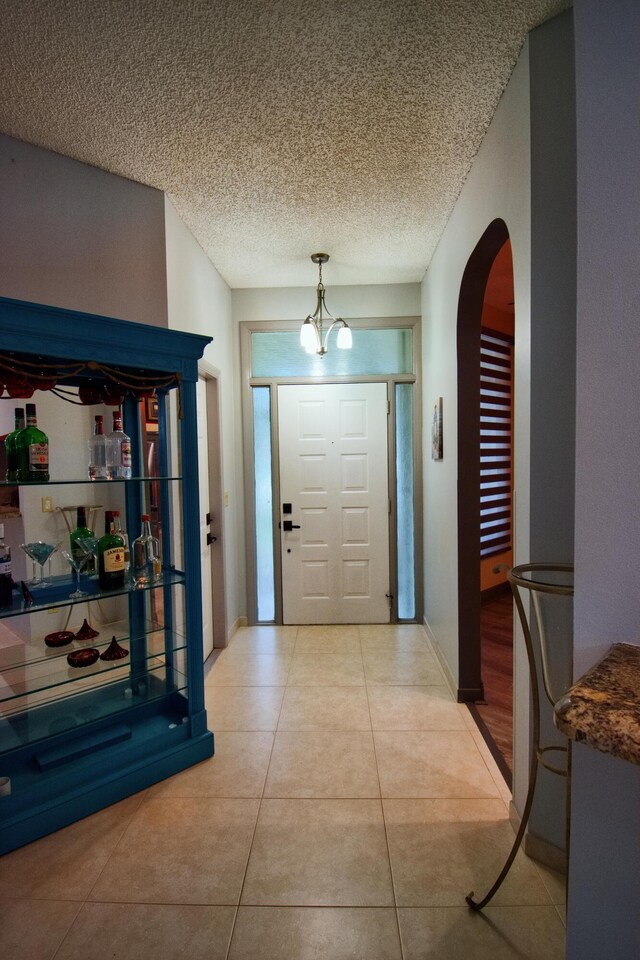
[282,520,301,532]
[207,532,217,545]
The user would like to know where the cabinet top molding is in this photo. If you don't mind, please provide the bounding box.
[0,297,212,382]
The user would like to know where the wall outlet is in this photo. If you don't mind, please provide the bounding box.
[41,496,54,512]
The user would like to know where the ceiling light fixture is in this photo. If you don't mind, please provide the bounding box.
[300,253,352,356]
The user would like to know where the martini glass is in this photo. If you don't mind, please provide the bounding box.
[77,536,100,580]
[20,541,61,588]
[60,548,90,599]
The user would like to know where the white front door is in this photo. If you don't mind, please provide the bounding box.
[196,377,214,660]
[278,382,390,624]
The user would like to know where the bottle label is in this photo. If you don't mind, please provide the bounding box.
[103,546,125,573]
[120,441,132,468]
[29,443,49,469]
[0,560,11,575]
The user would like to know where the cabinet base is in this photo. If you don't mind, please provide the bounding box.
[0,707,214,854]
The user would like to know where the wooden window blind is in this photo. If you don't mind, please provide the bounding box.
[480,328,513,559]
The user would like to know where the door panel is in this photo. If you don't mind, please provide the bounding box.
[278,382,390,624]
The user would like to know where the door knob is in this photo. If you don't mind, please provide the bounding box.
[282,520,301,532]
[207,532,217,545]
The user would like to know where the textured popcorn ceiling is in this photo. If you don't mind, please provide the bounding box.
[0,0,569,288]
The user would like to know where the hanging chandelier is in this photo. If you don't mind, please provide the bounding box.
[300,253,353,356]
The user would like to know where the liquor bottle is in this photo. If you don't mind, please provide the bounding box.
[0,524,13,608]
[70,506,95,574]
[132,515,161,585]
[112,510,130,579]
[16,403,49,482]
[88,415,110,480]
[107,411,132,480]
[5,407,25,482]
[97,510,125,590]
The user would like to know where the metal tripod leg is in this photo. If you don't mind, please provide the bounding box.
[466,568,545,910]
[466,563,573,910]
[466,737,539,910]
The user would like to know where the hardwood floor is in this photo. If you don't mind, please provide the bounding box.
[472,586,514,786]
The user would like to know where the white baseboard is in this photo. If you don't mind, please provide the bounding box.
[423,616,457,700]
[524,830,567,874]
[227,616,247,643]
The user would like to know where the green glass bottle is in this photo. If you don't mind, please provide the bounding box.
[97,510,125,590]
[16,402,49,482]
[70,506,95,574]
[5,407,25,481]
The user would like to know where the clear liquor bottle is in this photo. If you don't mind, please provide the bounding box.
[88,414,110,480]
[16,403,49,482]
[107,411,132,480]
[97,510,125,590]
[132,515,161,585]
[4,407,25,481]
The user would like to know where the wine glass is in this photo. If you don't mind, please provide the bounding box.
[77,536,100,580]
[60,548,90,599]
[20,541,61,588]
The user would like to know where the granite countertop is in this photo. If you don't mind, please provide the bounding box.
[554,642,640,765]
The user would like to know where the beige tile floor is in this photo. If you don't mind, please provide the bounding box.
[0,624,566,959]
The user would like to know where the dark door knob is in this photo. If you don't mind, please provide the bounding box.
[282,520,301,532]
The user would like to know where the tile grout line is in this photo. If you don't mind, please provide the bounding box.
[43,898,84,960]
[226,630,295,956]
[359,625,406,960]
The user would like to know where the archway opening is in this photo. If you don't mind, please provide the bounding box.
[456,218,514,785]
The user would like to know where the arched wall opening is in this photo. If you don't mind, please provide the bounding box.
[456,217,511,703]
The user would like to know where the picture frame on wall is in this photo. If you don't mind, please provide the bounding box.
[432,397,443,460]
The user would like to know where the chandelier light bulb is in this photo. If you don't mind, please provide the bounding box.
[300,319,317,352]
[336,325,352,350]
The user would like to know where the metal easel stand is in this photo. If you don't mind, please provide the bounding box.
[466,562,573,911]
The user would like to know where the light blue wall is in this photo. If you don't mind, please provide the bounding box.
[528,9,576,856]
[567,1,640,956]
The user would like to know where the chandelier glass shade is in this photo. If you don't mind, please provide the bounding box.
[300,253,352,356]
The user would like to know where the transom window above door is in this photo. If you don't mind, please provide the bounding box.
[251,328,413,377]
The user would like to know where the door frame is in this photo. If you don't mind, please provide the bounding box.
[198,362,228,650]
[240,316,423,626]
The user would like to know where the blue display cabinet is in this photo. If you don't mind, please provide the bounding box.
[0,297,214,854]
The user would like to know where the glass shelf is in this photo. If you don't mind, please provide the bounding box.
[0,569,186,620]
[0,616,183,672]
[0,665,189,753]
[0,475,182,487]
[0,631,186,711]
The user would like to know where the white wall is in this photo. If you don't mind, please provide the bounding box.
[421,47,531,814]
[567,1,640,956]
[0,134,169,636]
[0,135,167,326]
[164,198,244,635]
[232,280,420,625]
[232,282,420,324]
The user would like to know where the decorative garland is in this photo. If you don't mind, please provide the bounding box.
[0,354,184,417]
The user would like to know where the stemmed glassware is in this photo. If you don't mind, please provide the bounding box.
[20,541,61,587]
[60,548,90,599]
[77,536,100,580]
